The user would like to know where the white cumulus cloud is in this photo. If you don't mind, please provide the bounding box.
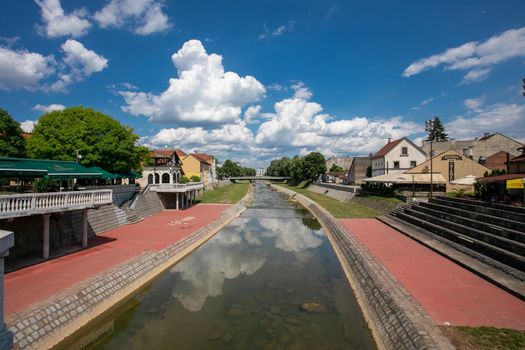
[464,96,484,112]
[35,0,91,38]
[94,0,171,35]
[20,120,38,133]
[403,27,525,83]
[0,46,55,90]
[120,39,265,125]
[33,103,66,113]
[291,81,313,100]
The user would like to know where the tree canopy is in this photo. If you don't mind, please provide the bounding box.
[27,107,149,173]
[266,152,326,181]
[217,159,256,178]
[329,164,345,172]
[0,108,25,157]
[425,116,448,142]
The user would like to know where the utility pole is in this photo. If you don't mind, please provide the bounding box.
[425,119,435,199]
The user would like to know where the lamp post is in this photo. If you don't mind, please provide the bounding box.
[425,119,434,199]
[411,174,416,198]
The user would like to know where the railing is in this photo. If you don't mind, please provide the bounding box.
[0,190,113,219]
[150,182,204,192]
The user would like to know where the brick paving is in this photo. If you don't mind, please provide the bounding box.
[5,198,253,349]
[340,218,525,330]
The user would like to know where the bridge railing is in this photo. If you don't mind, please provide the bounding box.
[0,189,113,219]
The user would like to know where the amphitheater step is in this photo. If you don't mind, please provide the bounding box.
[396,211,525,272]
[437,196,525,215]
[405,206,525,256]
[126,215,143,225]
[430,197,525,223]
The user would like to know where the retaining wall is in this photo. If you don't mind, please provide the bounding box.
[272,184,452,350]
[7,185,255,350]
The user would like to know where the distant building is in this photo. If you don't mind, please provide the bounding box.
[508,146,525,174]
[421,132,523,163]
[257,168,265,176]
[182,153,215,187]
[323,171,347,184]
[347,157,371,185]
[481,151,513,172]
[326,156,354,171]
[371,138,426,177]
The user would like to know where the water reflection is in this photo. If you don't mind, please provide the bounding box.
[170,221,266,311]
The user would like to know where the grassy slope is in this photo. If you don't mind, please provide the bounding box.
[441,326,525,350]
[197,183,250,204]
[277,183,382,218]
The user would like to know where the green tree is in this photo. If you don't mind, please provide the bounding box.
[27,107,147,173]
[329,164,344,172]
[426,116,448,142]
[302,152,326,181]
[0,108,25,157]
[190,175,201,182]
[288,156,305,180]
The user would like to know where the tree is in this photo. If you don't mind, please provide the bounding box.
[27,107,148,173]
[288,156,305,180]
[190,175,201,182]
[302,152,326,181]
[0,108,25,157]
[217,159,255,178]
[426,116,448,142]
[329,164,344,172]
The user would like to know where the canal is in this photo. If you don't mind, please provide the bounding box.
[60,183,376,349]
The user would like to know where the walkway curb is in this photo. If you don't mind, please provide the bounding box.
[7,185,255,350]
[271,184,453,350]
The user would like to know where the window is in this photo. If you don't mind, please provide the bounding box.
[463,148,469,156]
[410,161,417,168]
[393,161,400,169]
[401,147,408,155]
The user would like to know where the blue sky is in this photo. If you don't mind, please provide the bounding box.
[0,0,524,167]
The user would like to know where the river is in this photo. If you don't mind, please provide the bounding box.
[59,183,376,350]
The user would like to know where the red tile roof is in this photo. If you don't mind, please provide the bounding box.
[191,153,213,165]
[477,173,525,182]
[175,149,186,157]
[152,149,174,157]
[371,138,404,159]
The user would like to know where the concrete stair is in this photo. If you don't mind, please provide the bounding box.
[391,196,525,273]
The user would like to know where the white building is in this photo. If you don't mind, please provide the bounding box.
[371,137,426,177]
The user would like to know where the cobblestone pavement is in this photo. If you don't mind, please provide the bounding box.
[272,184,453,350]
[6,189,253,349]
[341,218,525,330]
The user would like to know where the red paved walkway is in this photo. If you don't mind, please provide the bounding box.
[5,204,231,317]
[340,218,525,330]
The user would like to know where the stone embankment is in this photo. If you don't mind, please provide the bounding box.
[272,184,453,350]
[7,186,254,350]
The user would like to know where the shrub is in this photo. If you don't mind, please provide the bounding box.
[360,182,397,197]
[180,176,190,184]
[190,175,201,182]
[34,178,59,193]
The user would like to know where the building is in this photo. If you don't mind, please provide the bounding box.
[323,172,347,184]
[347,157,371,185]
[326,156,354,171]
[508,146,525,174]
[371,138,426,177]
[481,151,513,172]
[257,168,265,176]
[421,132,523,162]
[136,149,184,187]
[406,149,491,192]
[182,153,214,186]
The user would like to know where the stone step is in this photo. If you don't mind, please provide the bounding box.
[430,197,525,223]
[396,211,525,272]
[437,195,525,215]
[405,206,525,257]
[413,203,525,244]
[126,215,143,224]
[421,201,525,233]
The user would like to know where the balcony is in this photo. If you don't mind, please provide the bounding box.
[149,183,204,193]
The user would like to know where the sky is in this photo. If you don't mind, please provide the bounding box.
[0,0,524,168]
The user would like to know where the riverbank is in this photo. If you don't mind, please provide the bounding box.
[6,186,254,349]
[197,183,250,204]
[277,183,386,218]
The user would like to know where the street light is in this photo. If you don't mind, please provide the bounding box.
[425,119,434,199]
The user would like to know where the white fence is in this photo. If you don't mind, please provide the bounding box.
[150,182,204,193]
[0,190,113,219]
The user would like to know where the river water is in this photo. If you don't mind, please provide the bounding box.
[61,183,376,350]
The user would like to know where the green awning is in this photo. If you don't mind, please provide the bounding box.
[0,157,102,179]
[89,166,118,180]
[114,170,142,179]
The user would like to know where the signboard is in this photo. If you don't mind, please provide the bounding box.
[506,179,524,189]
[441,155,463,161]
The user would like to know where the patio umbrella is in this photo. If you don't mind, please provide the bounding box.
[450,175,477,185]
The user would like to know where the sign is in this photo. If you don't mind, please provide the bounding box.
[441,155,463,161]
[507,179,524,189]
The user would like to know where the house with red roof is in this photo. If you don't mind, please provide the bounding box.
[371,137,426,177]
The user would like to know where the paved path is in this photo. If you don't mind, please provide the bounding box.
[5,204,231,317]
[340,218,525,330]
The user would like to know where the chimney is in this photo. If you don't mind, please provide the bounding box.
[387,137,391,143]
[484,132,489,138]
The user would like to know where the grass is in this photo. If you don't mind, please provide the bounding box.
[196,183,250,204]
[277,183,382,218]
[356,194,403,203]
[441,326,525,350]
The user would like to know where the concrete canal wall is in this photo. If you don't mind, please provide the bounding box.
[271,184,453,350]
[7,185,255,350]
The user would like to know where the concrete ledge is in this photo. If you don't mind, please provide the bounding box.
[271,184,453,350]
[7,185,254,350]
[379,215,525,301]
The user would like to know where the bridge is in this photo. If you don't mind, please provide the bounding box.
[229,176,291,182]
